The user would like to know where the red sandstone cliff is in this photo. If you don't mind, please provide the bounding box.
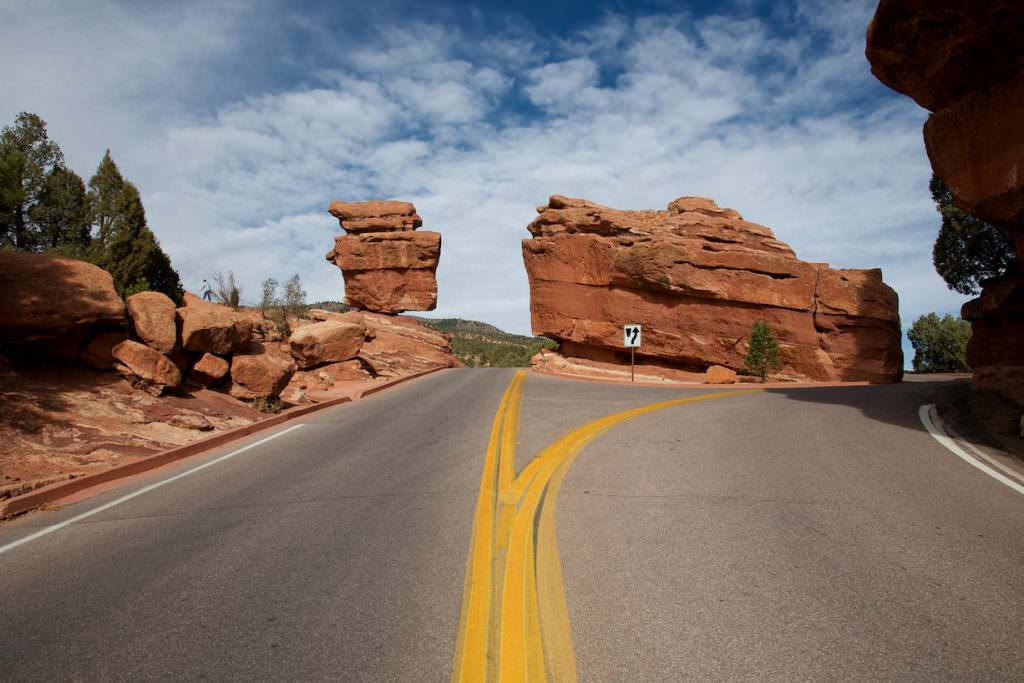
[522,195,902,383]
[867,0,1024,403]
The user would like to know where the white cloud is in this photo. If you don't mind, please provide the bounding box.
[0,0,969,342]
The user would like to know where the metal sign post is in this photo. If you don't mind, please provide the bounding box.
[623,324,642,382]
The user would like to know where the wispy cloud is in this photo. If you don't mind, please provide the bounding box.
[0,0,967,338]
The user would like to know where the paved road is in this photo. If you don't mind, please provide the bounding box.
[1,369,1021,680]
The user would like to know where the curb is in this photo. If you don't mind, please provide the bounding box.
[1,366,447,519]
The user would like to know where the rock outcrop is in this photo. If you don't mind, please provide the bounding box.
[177,295,253,355]
[112,340,183,396]
[289,320,366,369]
[126,291,178,355]
[189,353,230,387]
[0,252,126,347]
[867,0,1024,402]
[522,195,902,382]
[304,308,460,378]
[325,200,441,313]
[229,343,296,400]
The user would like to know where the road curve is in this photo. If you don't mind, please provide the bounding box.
[0,369,1021,681]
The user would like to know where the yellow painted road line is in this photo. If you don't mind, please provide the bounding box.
[452,371,523,682]
[454,375,759,682]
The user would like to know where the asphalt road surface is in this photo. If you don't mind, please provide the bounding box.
[1,369,1022,681]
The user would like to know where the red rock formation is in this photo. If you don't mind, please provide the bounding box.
[522,195,902,382]
[126,291,178,355]
[289,319,366,369]
[867,0,1024,402]
[358,312,460,378]
[325,200,440,314]
[112,340,183,396]
[189,353,230,387]
[80,330,129,371]
[177,296,253,355]
[228,342,296,400]
[0,252,126,344]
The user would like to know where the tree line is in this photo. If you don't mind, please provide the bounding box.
[0,112,183,303]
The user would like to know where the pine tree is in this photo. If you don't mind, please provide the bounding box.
[86,150,184,303]
[0,112,64,251]
[31,166,90,253]
[743,321,781,380]
[931,174,1015,295]
[0,149,26,248]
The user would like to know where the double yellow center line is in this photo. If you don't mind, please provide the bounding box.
[452,370,758,682]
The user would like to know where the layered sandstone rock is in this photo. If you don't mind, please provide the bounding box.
[126,291,178,355]
[867,0,1024,402]
[325,200,440,313]
[289,320,366,369]
[0,252,126,344]
[358,313,460,378]
[523,195,902,382]
[112,340,182,396]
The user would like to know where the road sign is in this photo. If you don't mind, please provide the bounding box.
[624,324,642,382]
[624,324,642,348]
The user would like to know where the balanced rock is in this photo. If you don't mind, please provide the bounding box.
[325,200,440,314]
[177,295,253,355]
[126,291,178,354]
[112,340,182,396]
[0,252,126,343]
[189,353,230,387]
[522,195,902,382]
[289,320,366,369]
[229,343,296,400]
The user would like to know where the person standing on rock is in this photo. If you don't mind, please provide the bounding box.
[201,279,213,301]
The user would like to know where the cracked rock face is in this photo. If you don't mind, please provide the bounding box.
[522,195,903,382]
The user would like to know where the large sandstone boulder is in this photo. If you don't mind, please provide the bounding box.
[289,320,366,369]
[112,340,182,396]
[189,353,230,387]
[229,343,296,400]
[0,253,126,343]
[522,195,902,382]
[324,200,441,314]
[356,313,460,378]
[126,291,178,354]
[177,297,253,355]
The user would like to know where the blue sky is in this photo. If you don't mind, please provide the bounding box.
[1,0,969,365]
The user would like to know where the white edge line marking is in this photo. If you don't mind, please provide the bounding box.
[0,423,307,556]
[919,404,1024,496]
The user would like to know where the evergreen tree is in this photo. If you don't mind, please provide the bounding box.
[31,166,89,253]
[743,321,781,380]
[0,149,26,248]
[907,313,971,373]
[0,112,65,250]
[86,150,183,303]
[931,174,1015,295]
